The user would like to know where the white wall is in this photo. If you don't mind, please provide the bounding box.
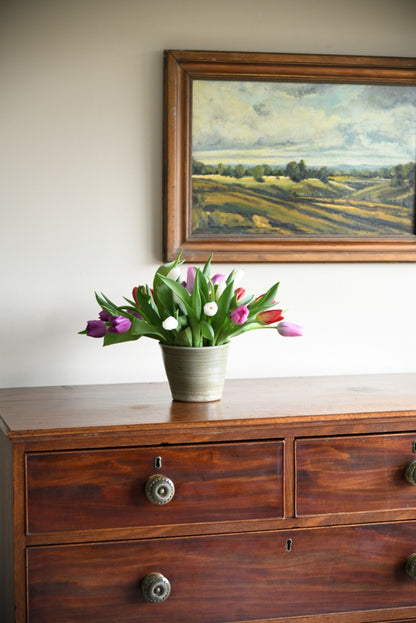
[1,0,415,388]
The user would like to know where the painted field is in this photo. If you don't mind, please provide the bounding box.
[191,175,414,237]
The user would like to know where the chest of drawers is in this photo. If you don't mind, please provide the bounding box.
[2,374,416,622]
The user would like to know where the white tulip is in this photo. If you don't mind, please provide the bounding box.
[233,268,245,287]
[162,316,179,330]
[215,281,227,299]
[203,302,218,317]
[166,266,182,281]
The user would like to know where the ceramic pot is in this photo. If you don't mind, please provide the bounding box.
[160,343,229,402]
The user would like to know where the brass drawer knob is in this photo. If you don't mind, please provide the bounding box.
[145,474,175,505]
[405,460,416,485]
[406,554,416,579]
[141,572,171,603]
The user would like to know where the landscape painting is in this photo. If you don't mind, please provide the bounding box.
[191,80,416,238]
[163,50,416,261]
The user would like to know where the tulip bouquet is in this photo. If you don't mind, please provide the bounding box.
[80,254,302,347]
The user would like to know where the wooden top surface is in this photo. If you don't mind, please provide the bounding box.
[1,374,416,437]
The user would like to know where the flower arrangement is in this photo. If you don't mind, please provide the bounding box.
[80,254,302,347]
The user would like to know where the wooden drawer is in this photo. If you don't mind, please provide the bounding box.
[27,521,416,623]
[26,441,283,533]
[296,433,416,516]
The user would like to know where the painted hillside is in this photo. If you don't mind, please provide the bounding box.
[191,161,415,237]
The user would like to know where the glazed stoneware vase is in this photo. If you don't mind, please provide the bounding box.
[160,343,230,402]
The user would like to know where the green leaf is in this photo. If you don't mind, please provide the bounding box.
[153,282,175,318]
[131,287,161,326]
[200,320,215,342]
[202,254,213,277]
[175,327,193,346]
[145,285,161,315]
[103,332,141,346]
[130,317,165,340]
[176,314,189,331]
[248,282,280,315]
[190,269,205,317]
[198,268,211,300]
[226,269,235,285]
[95,292,123,317]
[157,275,193,313]
[238,294,255,306]
[153,253,184,290]
[211,281,234,332]
[123,296,143,314]
[226,321,278,340]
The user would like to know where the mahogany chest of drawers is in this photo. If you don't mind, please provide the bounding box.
[2,374,416,622]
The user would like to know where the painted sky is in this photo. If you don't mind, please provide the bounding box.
[192,80,416,168]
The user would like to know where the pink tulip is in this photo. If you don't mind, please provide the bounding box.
[230,304,249,325]
[277,321,303,337]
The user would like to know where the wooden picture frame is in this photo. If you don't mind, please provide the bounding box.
[163,50,416,262]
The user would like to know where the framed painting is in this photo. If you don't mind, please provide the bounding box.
[163,50,416,262]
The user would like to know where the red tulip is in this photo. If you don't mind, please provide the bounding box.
[257,309,284,324]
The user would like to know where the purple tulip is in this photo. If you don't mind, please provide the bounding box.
[184,266,195,294]
[86,320,107,338]
[99,310,113,321]
[108,316,132,334]
[211,273,226,285]
[230,304,249,325]
[277,321,303,337]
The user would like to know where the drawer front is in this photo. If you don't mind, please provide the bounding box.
[296,433,416,516]
[26,441,283,533]
[28,522,416,622]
